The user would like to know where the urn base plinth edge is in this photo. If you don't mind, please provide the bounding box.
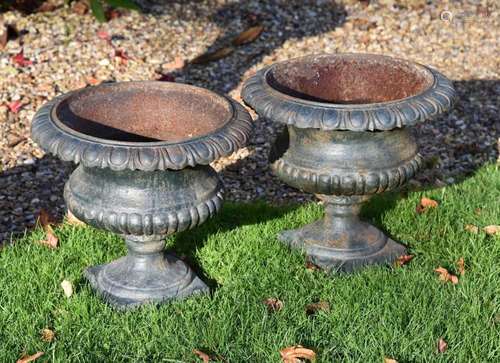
[85,253,209,309]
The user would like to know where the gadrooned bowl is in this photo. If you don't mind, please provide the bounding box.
[32,81,253,171]
[242,53,457,131]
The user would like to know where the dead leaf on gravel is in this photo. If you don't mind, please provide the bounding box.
[106,8,122,20]
[157,73,176,82]
[483,225,500,236]
[232,25,264,45]
[16,352,44,363]
[115,49,129,63]
[162,56,185,72]
[11,50,33,67]
[464,224,479,234]
[280,345,316,363]
[7,100,23,114]
[416,197,438,214]
[72,1,88,15]
[36,1,57,12]
[456,257,465,276]
[193,349,210,362]
[351,17,377,31]
[190,47,234,64]
[434,267,459,284]
[41,328,55,342]
[263,297,283,312]
[96,29,110,41]
[0,23,7,49]
[7,133,26,147]
[437,337,448,353]
[305,301,330,316]
[61,280,73,298]
[86,77,101,86]
[66,210,85,226]
[394,254,414,267]
[384,358,398,363]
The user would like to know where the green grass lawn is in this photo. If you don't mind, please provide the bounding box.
[1,165,499,362]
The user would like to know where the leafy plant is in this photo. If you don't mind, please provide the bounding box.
[89,0,140,22]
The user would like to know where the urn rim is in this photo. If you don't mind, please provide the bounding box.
[241,53,457,131]
[31,81,253,171]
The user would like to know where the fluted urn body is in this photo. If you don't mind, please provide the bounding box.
[32,81,252,307]
[242,53,456,272]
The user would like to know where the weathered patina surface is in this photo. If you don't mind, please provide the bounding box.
[32,81,253,308]
[242,53,456,272]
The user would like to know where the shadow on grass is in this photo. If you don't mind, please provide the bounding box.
[171,201,298,288]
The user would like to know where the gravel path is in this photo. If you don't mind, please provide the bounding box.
[0,0,498,243]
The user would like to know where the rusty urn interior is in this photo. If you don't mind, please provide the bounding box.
[55,82,232,143]
[267,54,434,104]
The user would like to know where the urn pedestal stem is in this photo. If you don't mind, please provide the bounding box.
[279,195,406,271]
[85,235,208,309]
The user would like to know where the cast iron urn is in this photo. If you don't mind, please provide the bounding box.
[31,81,252,308]
[242,53,456,272]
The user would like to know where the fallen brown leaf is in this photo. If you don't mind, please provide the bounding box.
[86,77,101,86]
[162,56,185,72]
[41,328,55,342]
[305,301,330,316]
[464,224,479,234]
[96,29,110,41]
[416,197,438,214]
[280,345,316,363]
[437,337,448,353]
[16,352,44,363]
[11,50,33,67]
[7,133,26,147]
[36,1,57,12]
[72,1,88,15]
[351,17,377,31]
[39,231,58,249]
[190,47,234,64]
[305,260,320,271]
[384,358,398,363]
[193,349,210,362]
[37,209,59,248]
[66,210,85,226]
[483,225,500,236]
[157,73,176,82]
[434,267,459,284]
[61,280,73,298]
[456,257,465,276]
[38,209,56,227]
[394,254,414,267]
[232,25,264,46]
[263,297,283,312]
[106,8,122,20]
[0,23,7,49]
[7,100,23,114]
[115,49,129,64]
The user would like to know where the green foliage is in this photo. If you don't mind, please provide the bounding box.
[0,164,499,362]
[89,0,105,22]
[90,0,140,22]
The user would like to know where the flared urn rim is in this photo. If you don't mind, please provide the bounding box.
[242,53,457,131]
[31,81,253,171]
